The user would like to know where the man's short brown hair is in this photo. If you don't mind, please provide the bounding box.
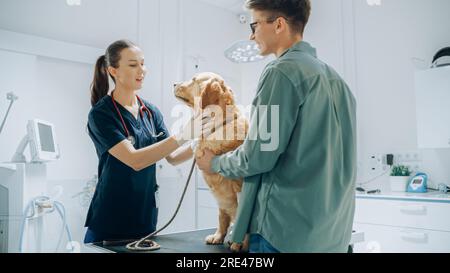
[246,0,311,35]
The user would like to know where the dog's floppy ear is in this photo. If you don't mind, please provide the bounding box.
[220,82,235,105]
[200,79,221,109]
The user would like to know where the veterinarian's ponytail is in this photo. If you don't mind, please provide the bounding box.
[90,55,108,107]
[90,39,136,107]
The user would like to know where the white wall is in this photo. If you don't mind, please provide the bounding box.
[1,0,450,252]
[353,0,450,188]
[0,0,248,251]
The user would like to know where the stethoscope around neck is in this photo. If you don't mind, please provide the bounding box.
[111,91,164,145]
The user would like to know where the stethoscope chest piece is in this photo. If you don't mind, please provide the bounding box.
[127,135,136,145]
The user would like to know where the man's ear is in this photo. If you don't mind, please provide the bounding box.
[275,17,287,34]
[200,80,221,109]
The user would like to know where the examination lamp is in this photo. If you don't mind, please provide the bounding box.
[224,40,267,64]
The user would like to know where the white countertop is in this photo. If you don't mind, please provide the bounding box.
[356,190,450,203]
[0,163,17,171]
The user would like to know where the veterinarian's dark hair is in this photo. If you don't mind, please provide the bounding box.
[90,39,136,107]
[246,0,311,35]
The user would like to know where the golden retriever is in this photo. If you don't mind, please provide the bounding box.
[174,72,249,252]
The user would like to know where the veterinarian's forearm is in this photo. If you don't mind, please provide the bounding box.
[166,145,193,166]
[132,136,181,171]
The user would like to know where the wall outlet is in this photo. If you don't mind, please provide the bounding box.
[369,154,384,172]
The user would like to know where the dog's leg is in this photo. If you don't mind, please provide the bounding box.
[205,208,230,245]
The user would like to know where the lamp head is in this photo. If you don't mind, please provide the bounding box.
[6,92,18,101]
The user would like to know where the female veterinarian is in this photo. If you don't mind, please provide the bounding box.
[84,39,212,243]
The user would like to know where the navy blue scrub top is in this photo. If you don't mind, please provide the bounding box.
[85,95,170,238]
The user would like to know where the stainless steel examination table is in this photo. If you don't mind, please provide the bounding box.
[86,228,365,253]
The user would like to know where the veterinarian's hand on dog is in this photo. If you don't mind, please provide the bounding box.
[196,148,216,174]
[174,109,215,146]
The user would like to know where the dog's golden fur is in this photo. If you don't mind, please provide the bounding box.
[174,72,249,251]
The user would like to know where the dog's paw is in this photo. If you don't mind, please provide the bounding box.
[205,233,225,245]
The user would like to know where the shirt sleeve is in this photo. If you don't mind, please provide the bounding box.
[148,103,170,142]
[87,108,127,156]
[211,67,302,179]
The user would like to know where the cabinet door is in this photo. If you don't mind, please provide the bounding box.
[353,223,450,253]
[157,175,196,234]
[355,198,450,232]
[197,189,219,229]
[415,66,450,149]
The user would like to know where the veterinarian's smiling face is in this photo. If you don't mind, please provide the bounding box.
[249,10,279,56]
[108,46,146,91]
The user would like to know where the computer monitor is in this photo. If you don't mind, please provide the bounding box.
[27,119,59,162]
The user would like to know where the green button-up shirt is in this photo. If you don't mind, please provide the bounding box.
[211,41,357,253]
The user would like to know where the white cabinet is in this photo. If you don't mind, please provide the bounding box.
[415,66,450,149]
[354,223,450,253]
[196,175,219,230]
[354,194,450,253]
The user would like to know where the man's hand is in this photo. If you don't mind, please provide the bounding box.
[196,149,216,174]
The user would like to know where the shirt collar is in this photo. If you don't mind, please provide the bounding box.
[279,41,317,58]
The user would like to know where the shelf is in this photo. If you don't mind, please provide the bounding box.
[0,163,17,172]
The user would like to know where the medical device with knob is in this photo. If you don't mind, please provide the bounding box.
[19,195,75,252]
[0,119,68,252]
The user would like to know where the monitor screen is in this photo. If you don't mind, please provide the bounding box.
[27,119,59,162]
[37,123,56,152]
[413,178,422,185]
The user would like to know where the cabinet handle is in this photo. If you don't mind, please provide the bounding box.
[398,205,427,215]
[400,230,428,243]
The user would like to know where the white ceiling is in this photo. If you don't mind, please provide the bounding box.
[0,0,139,49]
[0,0,247,49]
[199,0,247,14]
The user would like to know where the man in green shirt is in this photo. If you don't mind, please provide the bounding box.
[196,0,357,253]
